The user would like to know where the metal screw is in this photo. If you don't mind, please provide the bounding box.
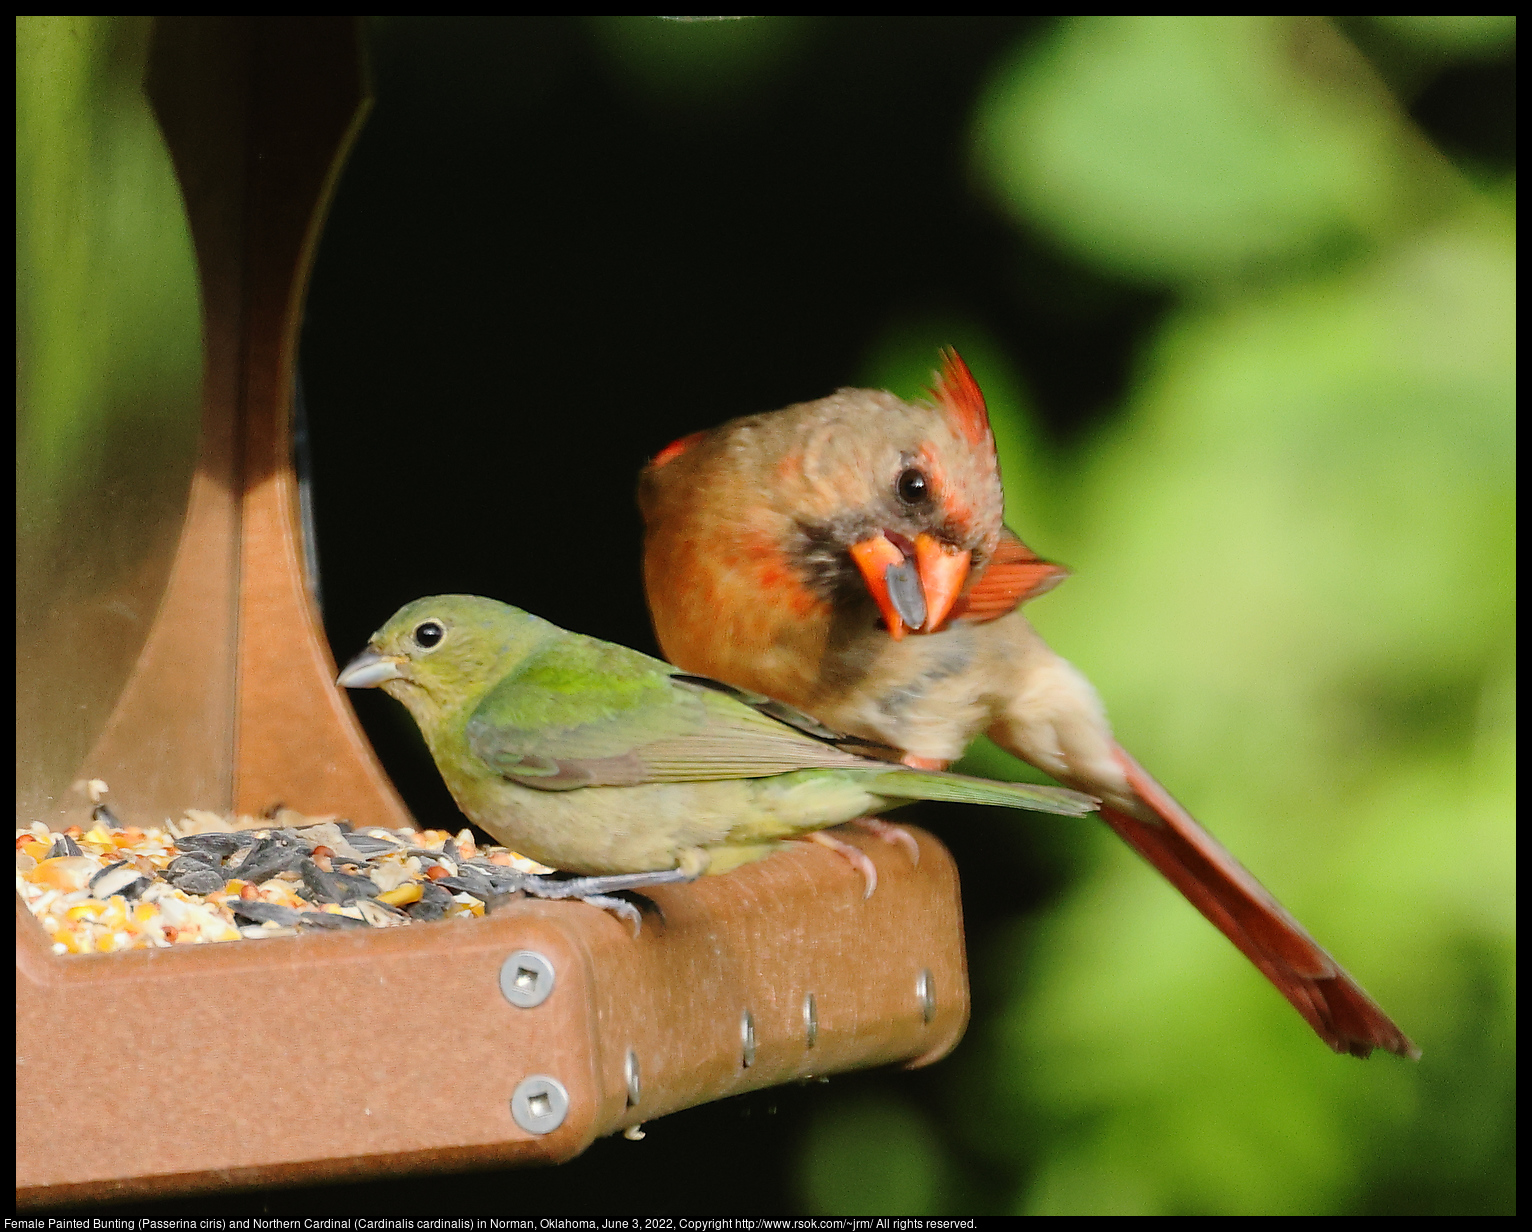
[803,992,818,1048]
[625,1049,642,1107]
[741,1009,756,1068]
[917,969,935,1024]
[499,950,555,1008]
[510,1075,569,1135]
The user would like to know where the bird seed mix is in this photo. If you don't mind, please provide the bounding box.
[17,801,555,955]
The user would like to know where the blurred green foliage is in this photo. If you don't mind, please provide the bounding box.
[972,15,1458,287]
[813,15,1513,1216]
[1372,14,1518,57]
[798,1093,950,1215]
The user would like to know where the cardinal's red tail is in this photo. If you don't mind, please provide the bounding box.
[1102,747,1419,1060]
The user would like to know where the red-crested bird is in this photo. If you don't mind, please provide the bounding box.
[637,350,1417,1060]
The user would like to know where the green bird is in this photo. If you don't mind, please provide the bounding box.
[337,595,1096,906]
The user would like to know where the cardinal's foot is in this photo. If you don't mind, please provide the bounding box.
[852,817,920,866]
[806,829,878,899]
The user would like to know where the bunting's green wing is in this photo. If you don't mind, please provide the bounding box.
[464,634,876,789]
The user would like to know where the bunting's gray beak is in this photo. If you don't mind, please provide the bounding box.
[337,648,404,689]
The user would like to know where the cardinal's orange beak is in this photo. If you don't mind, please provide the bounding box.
[913,533,971,633]
[849,532,972,640]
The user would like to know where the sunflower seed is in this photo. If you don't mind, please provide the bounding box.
[166,866,228,896]
[406,881,454,921]
[228,900,301,927]
[295,911,369,930]
[89,861,146,900]
[175,832,251,859]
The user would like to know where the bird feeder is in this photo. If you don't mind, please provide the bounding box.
[15,17,970,1207]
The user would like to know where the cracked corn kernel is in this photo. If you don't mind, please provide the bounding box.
[377,883,423,907]
[28,856,97,892]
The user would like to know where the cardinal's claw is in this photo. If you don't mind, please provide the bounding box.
[852,817,920,866]
[807,830,877,899]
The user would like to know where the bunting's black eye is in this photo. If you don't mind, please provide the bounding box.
[896,467,929,505]
[413,621,445,649]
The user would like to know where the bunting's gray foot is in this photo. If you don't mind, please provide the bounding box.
[578,893,643,936]
[520,868,696,899]
[519,868,696,935]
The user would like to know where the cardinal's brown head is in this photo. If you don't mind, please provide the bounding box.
[639,350,1009,643]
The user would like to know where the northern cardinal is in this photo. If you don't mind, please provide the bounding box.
[637,352,1418,1059]
[338,595,1094,928]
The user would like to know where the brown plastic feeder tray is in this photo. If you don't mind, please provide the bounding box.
[15,18,971,1207]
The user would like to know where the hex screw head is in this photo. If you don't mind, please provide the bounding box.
[741,1008,757,1068]
[499,949,556,1008]
[625,1049,642,1107]
[917,969,936,1024]
[511,1075,569,1135]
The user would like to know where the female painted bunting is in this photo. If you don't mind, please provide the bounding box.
[337,595,1095,904]
[637,351,1417,1060]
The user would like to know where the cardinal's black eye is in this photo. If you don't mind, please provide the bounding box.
[896,467,929,505]
[413,621,444,649]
